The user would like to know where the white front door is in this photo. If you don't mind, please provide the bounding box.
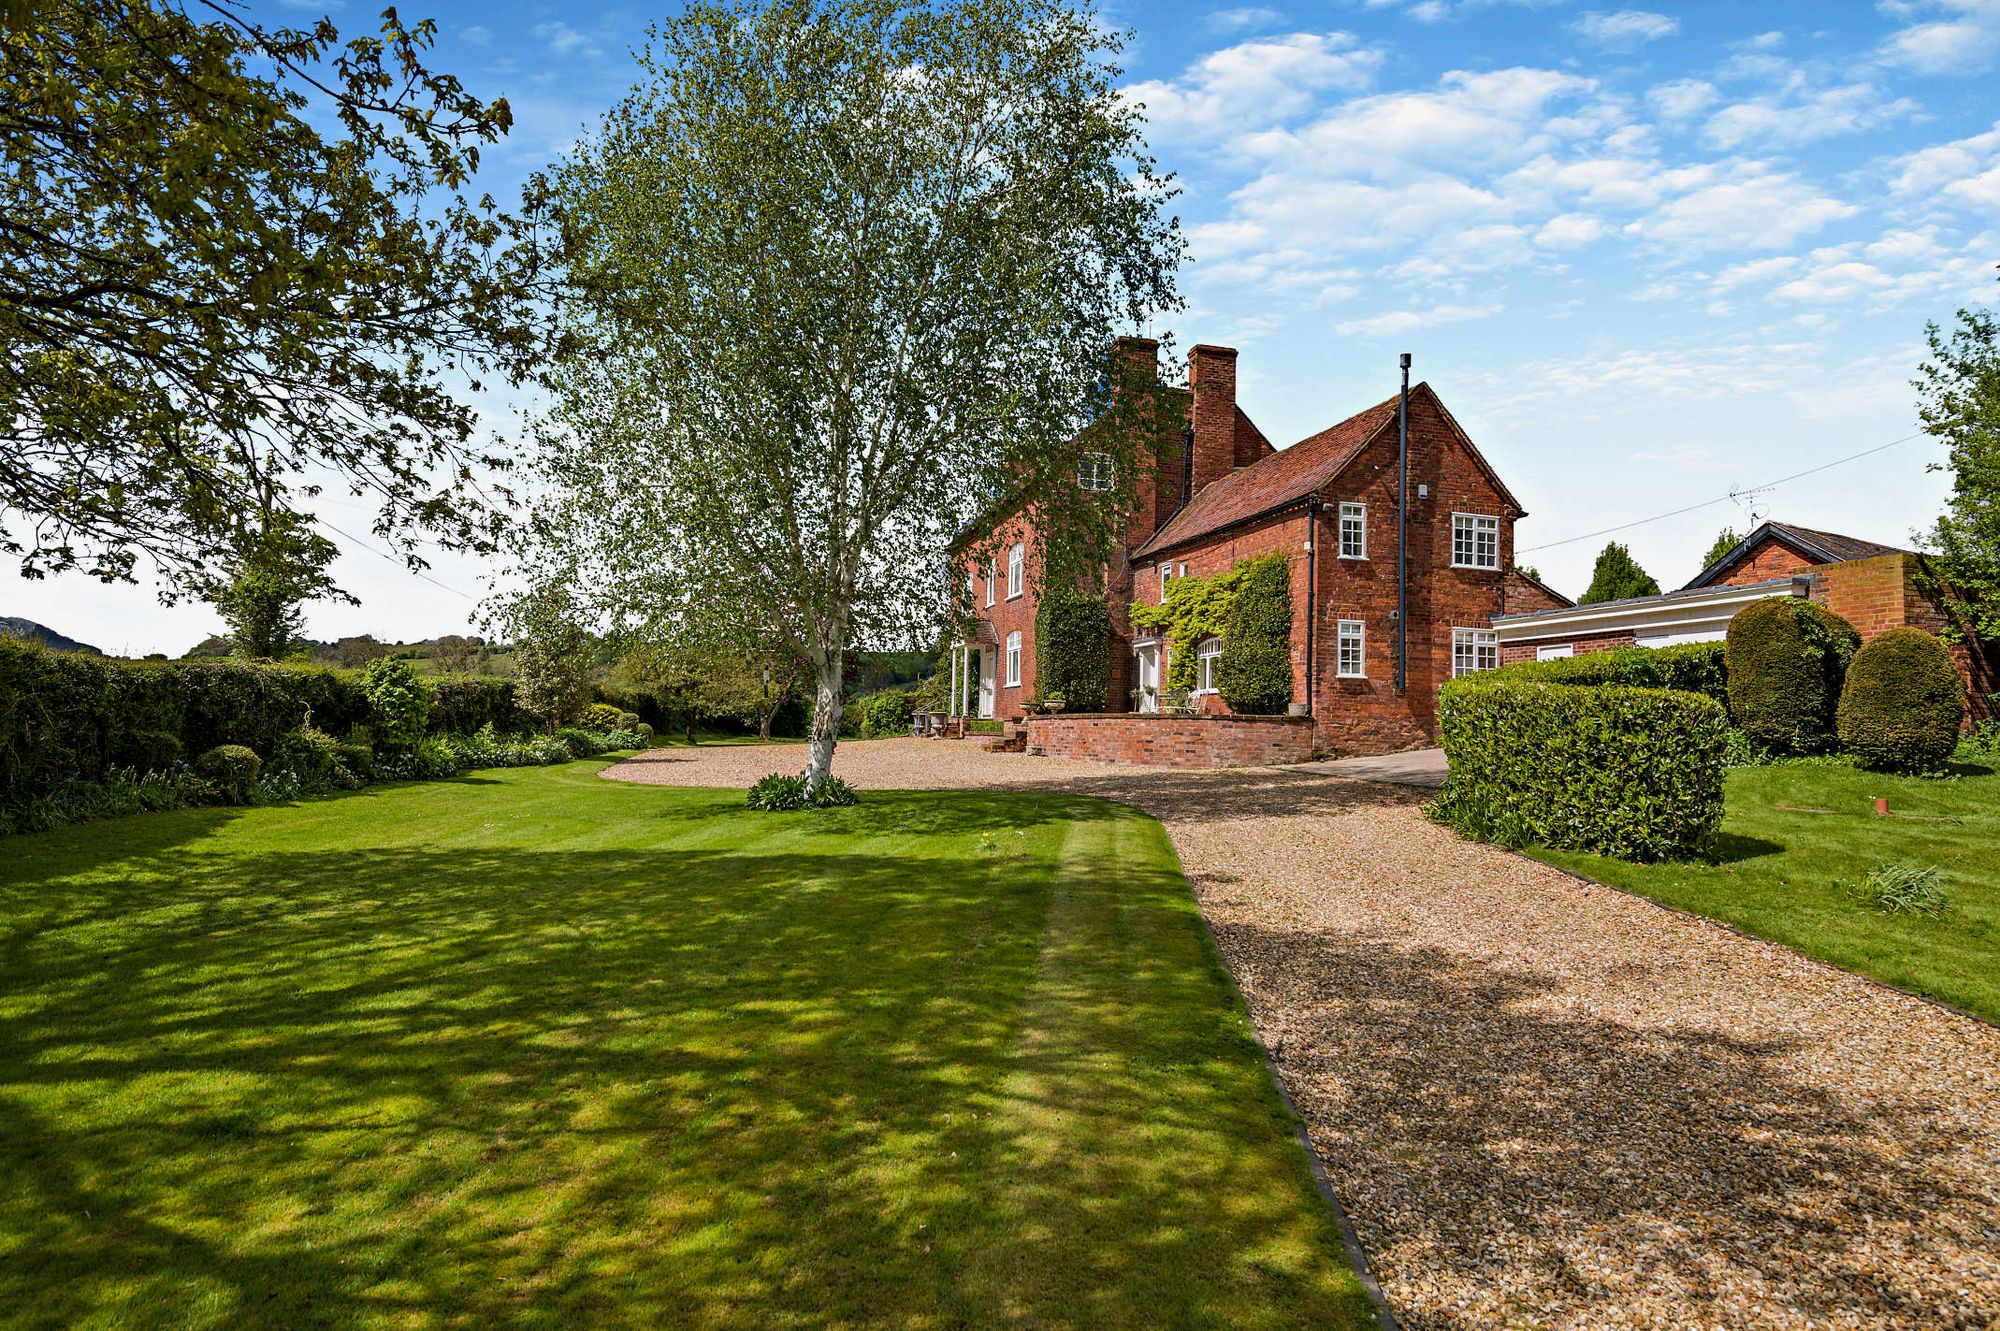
[1134,643,1160,712]
[977,648,996,718]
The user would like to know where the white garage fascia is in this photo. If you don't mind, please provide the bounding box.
[1492,577,1809,646]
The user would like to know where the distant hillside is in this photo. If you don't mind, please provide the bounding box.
[0,617,103,655]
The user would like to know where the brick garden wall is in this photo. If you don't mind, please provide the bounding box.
[1026,713,1316,768]
[1812,553,1998,721]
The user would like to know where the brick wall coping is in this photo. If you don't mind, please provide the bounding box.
[1037,711,1310,724]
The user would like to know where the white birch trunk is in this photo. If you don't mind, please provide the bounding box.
[803,646,845,792]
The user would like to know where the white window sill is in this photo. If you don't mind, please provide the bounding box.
[1450,562,1500,571]
[1338,553,1367,561]
[1336,671,1367,680]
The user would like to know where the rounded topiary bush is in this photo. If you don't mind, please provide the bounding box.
[1836,627,1965,772]
[1724,598,1859,753]
[1220,554,1293,714]
[195,744,262,803]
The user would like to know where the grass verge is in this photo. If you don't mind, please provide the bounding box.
[0,761,1374,1328]
[1531,761,2000,1023]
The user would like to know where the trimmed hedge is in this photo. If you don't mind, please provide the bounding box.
[1836,627,1966,773]
[1220,554,1293,714]
[1477,642,1728,709]
[1435,678,1728,861]
[1725,598,1859,754]
[854,689,916,739]
[1035,588,1113,711]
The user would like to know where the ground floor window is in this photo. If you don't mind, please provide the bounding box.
[1005,631,1022,686]
[1336,620,1365,678]
[1196,637,1223,693]
[1536,643,1574,661]
[1452,627,1499,676]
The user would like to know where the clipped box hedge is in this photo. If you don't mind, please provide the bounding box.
[1474,641,1729,709]
[1436,677,1728,862]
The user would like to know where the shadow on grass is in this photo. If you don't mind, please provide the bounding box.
[0,829,1368,1329]
[1222,920,1991,1325]
[1707,831,1787,864]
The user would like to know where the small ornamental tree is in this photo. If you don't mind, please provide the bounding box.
[1035,587,1113,711]
[505,585,597,732]
[1913,284,2000,646]
[361,658,431,752]
[1579,542,1662,604]
[1220,555,1293,713]
[1837,627,1966,772]
[1700,527,1742,575]
[1725,597,1860,753]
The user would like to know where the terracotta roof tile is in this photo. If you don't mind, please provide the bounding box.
[1136,392,1399,557]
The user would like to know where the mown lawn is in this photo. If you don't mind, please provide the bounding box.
[1533,761,2000,1023]
[0,761,1373,1329]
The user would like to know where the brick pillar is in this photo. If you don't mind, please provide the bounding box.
[1188,344,1238,495]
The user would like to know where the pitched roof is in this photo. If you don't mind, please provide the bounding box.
[1134,382,1519,558]
[1683,520,1910,589]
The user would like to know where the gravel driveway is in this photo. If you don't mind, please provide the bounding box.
[607,738,2000,1331]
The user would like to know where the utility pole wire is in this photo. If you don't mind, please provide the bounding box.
[314,516,481,602]
[1517,432,1926,555]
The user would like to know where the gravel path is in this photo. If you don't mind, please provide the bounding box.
[607,739,2000,1331]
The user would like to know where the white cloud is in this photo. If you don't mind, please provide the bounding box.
[1534,213,1609,246]
[1888,122,2000,208]
[1571,10,1680,51]
[531,21,599,58]
[1335,303,1497,336]
[1203,6,1283,33]
[1624,169,1858,251]
[1701,82,1919,149]
[461,25,494,46]
[1122,33,1381,143]
[1877,0,2000,75]
[1647,79,1719,122]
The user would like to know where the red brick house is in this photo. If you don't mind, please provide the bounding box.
[1492,520,1996,720]
[945,338,1565,758]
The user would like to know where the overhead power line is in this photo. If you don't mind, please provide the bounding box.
[315,516,481,602]
[1516,432,1927,555]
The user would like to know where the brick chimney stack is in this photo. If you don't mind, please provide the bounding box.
[1112,335,1159,402]
[1188,344,1238,495]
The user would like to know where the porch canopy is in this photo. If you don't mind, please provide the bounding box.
[947,619,1000,720]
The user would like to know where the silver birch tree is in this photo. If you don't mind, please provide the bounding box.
[519,0,1182,790]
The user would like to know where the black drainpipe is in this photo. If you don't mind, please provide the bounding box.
[1303,502,1317,714]
[1396,353,1411,694]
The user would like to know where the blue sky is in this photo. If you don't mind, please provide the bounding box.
[17,0,2000,654]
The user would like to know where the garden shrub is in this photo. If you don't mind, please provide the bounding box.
[579,702,627,732]
[855,689,916,738]
[1434,679,1727,861]
[269,725,353,792]
[746,772,859,811]
[634,722,655,748]
[195,744,262,804]
[1035,588,1113,711]
[115,729,183,774]
[1836,627,1966,773]
[1725,598,1859,754]
[1221,554,1293,714]
[362,657,430,751]
[1842,861,1950,917]
[427,677,527,735]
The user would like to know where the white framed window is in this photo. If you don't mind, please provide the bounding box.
[1077,451,1114,491]
[1177,562,1187,576]
[1006,542,1024,598]
[985,556,996,606]
[1158,564,1170,601]
[1536,643,1574,661]
[1452,627,1499,677]
[1451,513,1500,570]
[1005,630,1022,686]
[1336,620,1365,678]
[1338,503,1367,560]
[1195,637,1223,694]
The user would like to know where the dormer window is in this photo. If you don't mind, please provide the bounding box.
[1077,452,1115,491]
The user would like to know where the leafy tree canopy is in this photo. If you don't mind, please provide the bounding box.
[514,0,1182,788]
[1,0,555,594]
[1579,542,1662,604]
[1914,280,2000,644]
[1701,527,1742,574]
